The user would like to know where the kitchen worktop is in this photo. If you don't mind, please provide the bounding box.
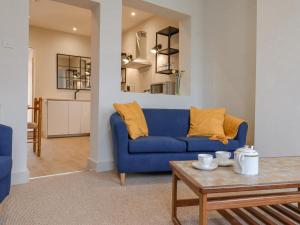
[46,98,90,102]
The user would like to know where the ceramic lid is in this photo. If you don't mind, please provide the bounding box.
[236,145,259,156]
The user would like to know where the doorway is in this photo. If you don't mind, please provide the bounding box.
[27,0,98,178]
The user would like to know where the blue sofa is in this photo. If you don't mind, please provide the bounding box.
[0,124,12,202]
[110,109,247,184]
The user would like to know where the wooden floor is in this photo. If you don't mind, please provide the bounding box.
[27,136,89,178]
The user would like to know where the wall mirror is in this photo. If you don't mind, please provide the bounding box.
[57,54,91,90]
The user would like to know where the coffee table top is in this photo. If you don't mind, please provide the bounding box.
[170,157,300,193]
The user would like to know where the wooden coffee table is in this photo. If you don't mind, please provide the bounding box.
[170,157,300,225]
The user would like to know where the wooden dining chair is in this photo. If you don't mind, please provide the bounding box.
[27,97,42,157]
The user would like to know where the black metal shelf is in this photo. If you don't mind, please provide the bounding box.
[157,48,179,56]
[155,26,179,74]
[156,69,175,75]
[157,26,179,36]
[57,66,83,70]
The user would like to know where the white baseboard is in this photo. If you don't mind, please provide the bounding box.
[87,158,115,172]
[11,160,114,185]
[11,169,29,185]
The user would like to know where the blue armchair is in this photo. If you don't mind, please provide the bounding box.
[110,109,248,185]
[0,124,12,202]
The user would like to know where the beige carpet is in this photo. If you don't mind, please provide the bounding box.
[1,171,228,225]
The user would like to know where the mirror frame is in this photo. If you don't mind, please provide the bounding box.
[56,53,91,90]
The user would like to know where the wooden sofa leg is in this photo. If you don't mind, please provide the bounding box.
[120,173,126,186]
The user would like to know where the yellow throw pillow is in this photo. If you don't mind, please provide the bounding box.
[188,107,226,137]
[113,101,148,140]
[224,114,245,139]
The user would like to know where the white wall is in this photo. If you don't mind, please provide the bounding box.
[29,26,91,100]
[2,0,254,183]
[3,0,298,185]
[122,16,179,93]
[88,0,204,171]
[0,0,29,184]
[202,0,257,144]
[28,48,33,122]
[0,0,196,184]
[255,0,300,156]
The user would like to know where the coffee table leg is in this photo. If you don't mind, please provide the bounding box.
[172,172,180,224]
[199,193,208,225]
[298,187,300,209]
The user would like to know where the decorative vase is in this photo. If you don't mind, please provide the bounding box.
[172,70,184,96]
[175,76,180,95]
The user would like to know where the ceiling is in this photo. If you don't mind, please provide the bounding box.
[122,6,153,32]
[29,0,91,36]
[29,0,154,36]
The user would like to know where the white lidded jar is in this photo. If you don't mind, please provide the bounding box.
[234,145,259,176]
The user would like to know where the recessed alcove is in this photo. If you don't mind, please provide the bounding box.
[121,1,191,96]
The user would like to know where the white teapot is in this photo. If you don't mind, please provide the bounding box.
[233,145,259,176]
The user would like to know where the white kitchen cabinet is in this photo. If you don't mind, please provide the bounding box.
[45,100,91,137]
[68,101,82,135]
[47,101,69,136]
[80,102,91,133]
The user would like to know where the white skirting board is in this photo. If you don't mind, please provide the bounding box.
[87,158,115,172]
[11,160,114,185]
[11,169,30,185]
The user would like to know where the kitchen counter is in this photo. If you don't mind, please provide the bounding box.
[46,99,90,102]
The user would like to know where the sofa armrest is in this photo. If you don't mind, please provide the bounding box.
[0,124,12,157]
[235,122,248,147]
[110,113,129,171]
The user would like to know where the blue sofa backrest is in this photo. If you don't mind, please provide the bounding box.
[143,109,190,137]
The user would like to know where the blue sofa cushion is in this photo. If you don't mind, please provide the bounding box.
[0,156,12,180]
[143,109,189,137]
[129,136,187,153]
[177,137,239,152]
